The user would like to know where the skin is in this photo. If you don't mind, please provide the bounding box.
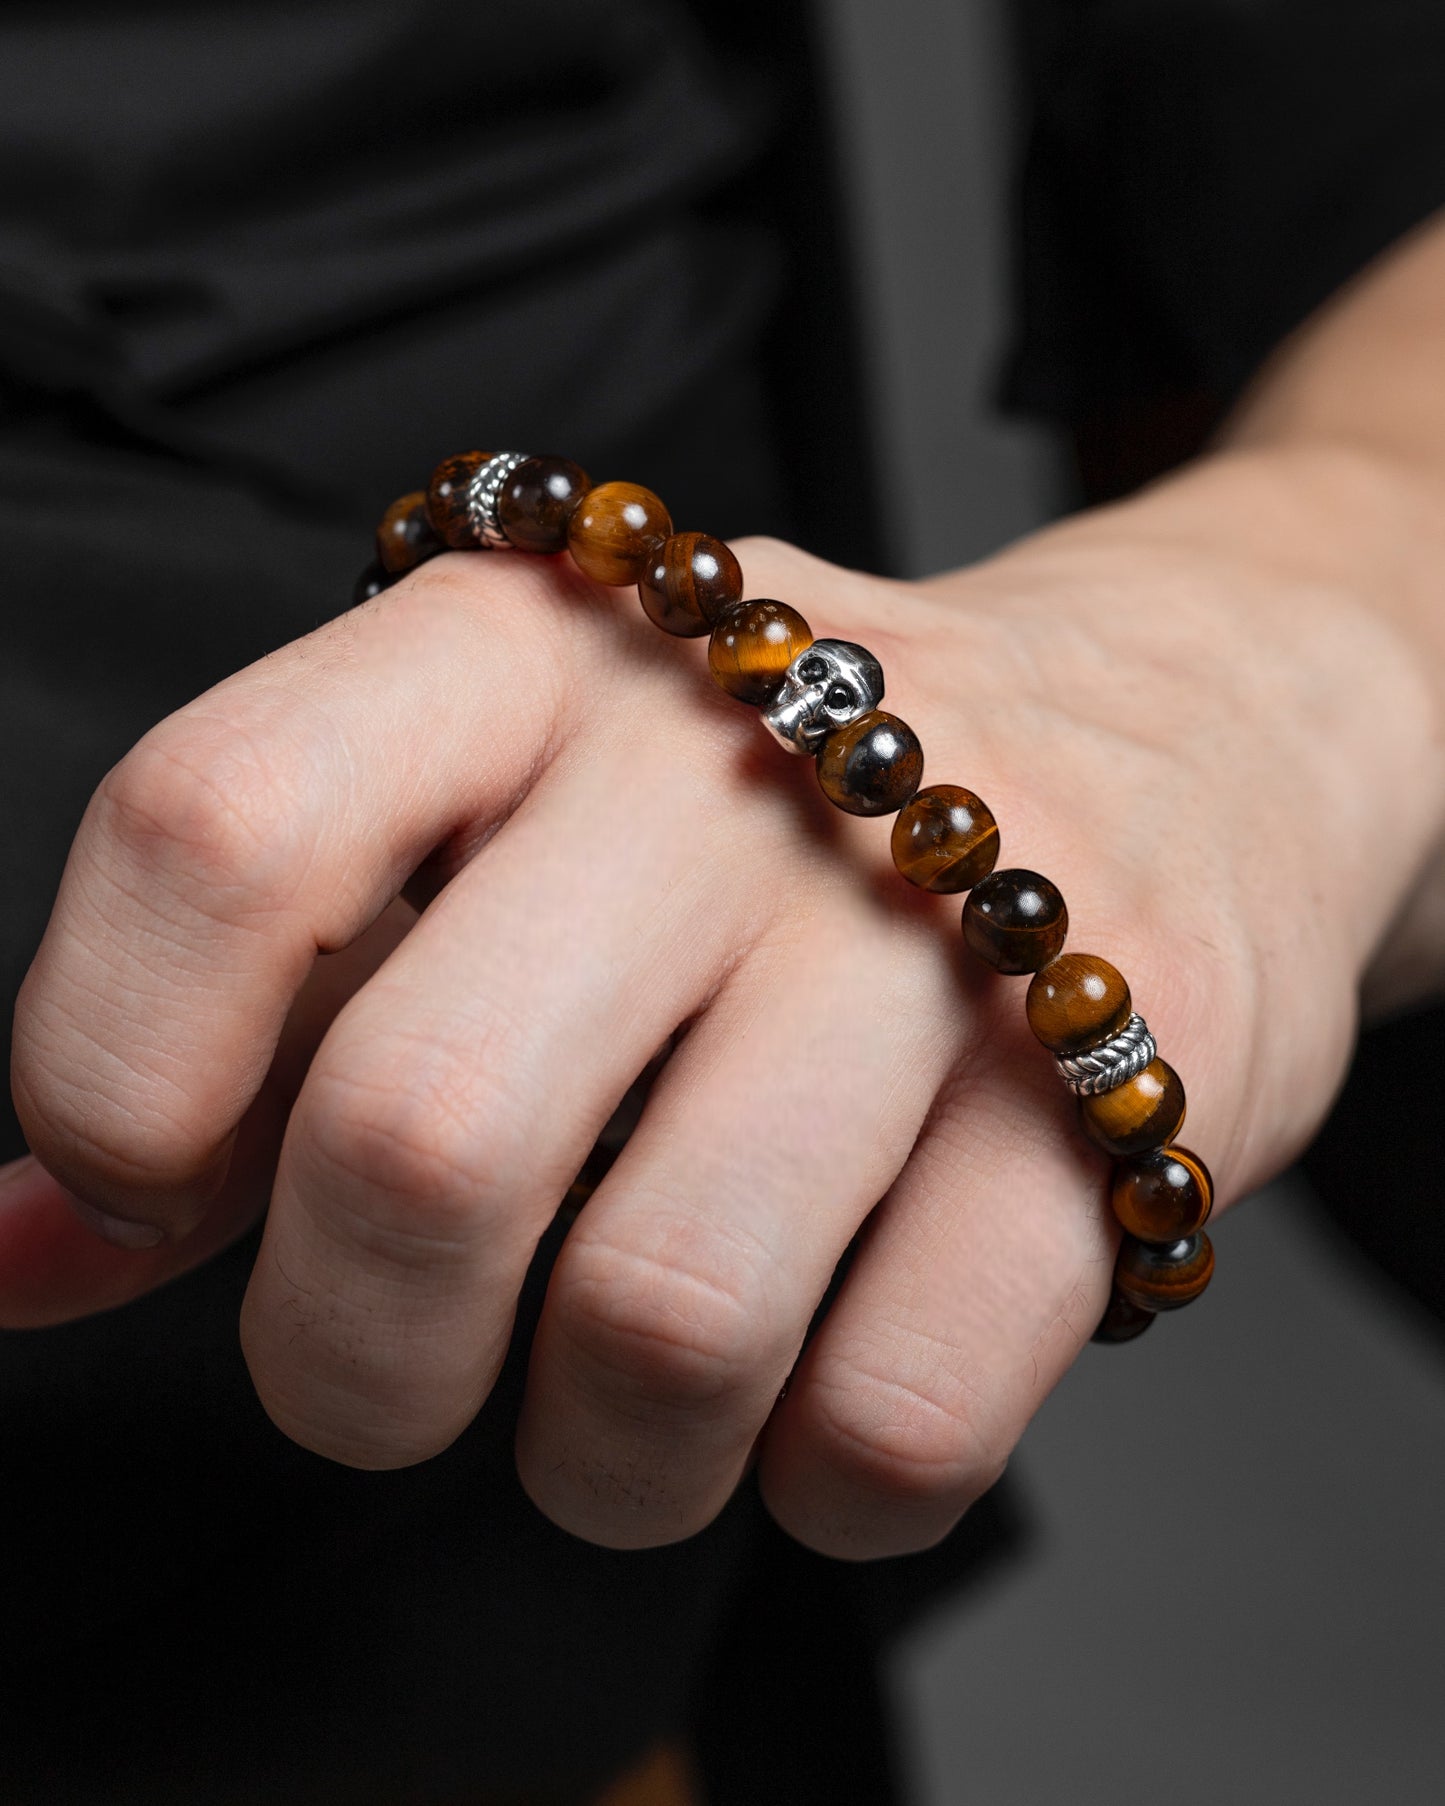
[5,214,1445,1562]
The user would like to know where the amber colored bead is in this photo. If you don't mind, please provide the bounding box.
[707,599,813,705]
[568,481,673,586]
[1080,1057,1186,1157]
[962,869,1068,975]
[1111,1146,1213,1242]
[1091,1290,1157,1344]
[816,710,924,817]
[496,454,591,554]
[353,560,394,606]
[376,490,443,575]
[426,450,492,548]
[1115,1231,1214,1312]
[1026,954,1132,1055]
[890,784,999,893]
[639,532,744,637]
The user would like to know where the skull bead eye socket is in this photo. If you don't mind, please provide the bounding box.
[796,654,828,684]
[825,682,855,713]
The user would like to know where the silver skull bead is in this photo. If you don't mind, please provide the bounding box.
[760,638,885,754]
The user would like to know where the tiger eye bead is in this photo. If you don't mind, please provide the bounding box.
[426,450,492,548]
[708,599,813,705]
[568,481,673,587]
[816,710,924,816]
[1026,954,1132,1055]
[1080,1057,1186,1157]
[890,784,999,893]
[1111,1146,1214,1242]
[639,532,744,637]
[376,490,443,575]
[1091,1289,1157,1344]
[496,455,591,554]
[962,870,1068,975]
[1115,1231,1214,1312]
[353,560,394,606]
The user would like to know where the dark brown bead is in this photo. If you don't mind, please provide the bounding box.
[568,481,672,587]
[708,599,813,704]
[1026,954,1132,1055]
[1091,1290,1157,1344]
[1111,1146,1213,1242]
[962,869,1068,975]
[890,784,999,893]
[1080,1057,1187,1157]
[352,560,394,606]
[638,532,744,637]
[496,455,591,554]
[376,490,443,575]
[816,710,924,817]
[1115,1231,1214,1312]
[426,450,492,548]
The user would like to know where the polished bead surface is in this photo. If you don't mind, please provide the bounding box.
[496,455,591,554]
[426,450,492,548]
[1091,1290,1157,1344]
[1026,953,1132,1055]
[568,481,673,586]
[1080,1056,1186,1156]
[1115,1231,1214,1312]
[638,532,743,636]
[353,560,394,606]
[707,599,813,705]
[376,490,443,575]
[815,710,924,816]
[962,869,1068,974]
[891,784,999,893]
[1111,1146,1214,1242]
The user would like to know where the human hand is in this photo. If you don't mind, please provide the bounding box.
[5,444,1437,1557]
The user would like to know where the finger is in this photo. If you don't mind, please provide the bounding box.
[513,885,980,1549]
[239,719,774,1470]
[11,555,602,1241]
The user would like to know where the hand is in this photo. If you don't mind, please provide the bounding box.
[4,444,1436,1557]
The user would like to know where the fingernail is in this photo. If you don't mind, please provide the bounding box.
[66,1196,165,1250]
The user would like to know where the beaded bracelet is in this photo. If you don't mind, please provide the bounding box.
[358,453,1216,1343]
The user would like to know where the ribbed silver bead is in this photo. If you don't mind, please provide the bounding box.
[1056,1014,1157,1096]
[466,450,531,548]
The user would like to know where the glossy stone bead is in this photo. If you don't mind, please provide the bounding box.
[1026,953,1132,1055]
[352,560,394,606]
[638,532,744,637]
[1080,1057,1186,1157]
[962,869,1068,975]
[890,784,999,893]
[568,481,672,587]
[708,599,813,705]
[1111,1146,1214,1242]
[1115,1231,1214,1312]
[426,450,492,548]
[1091,1290,1157,1345]
[496,454,591,554]
[816,710,924,817]
[376,490,443,575]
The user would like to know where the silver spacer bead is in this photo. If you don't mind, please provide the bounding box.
[1056,1014,1157,1096]
[466,450,531,548]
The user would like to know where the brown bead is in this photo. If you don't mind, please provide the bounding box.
[376,490,443,575]
[816,710,924,817]
[426,450,492,548]
[568,481,673,587]
[639,532,744,637]
[496,455,591,555]
[1091,1290,1157,1344]
[708,599,813,705]
[890,784,999,893]
[1026,954,1132,1055]
[353,560,394,606]
[1111,1146,1213,1242]
[1080,1057,1186,1157]
[1115,1231,1214,1312]
[962,869,1068,975]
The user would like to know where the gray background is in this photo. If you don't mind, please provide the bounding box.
[819,2,1445,1799]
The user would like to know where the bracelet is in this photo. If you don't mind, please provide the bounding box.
[358,453,1216,1345]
